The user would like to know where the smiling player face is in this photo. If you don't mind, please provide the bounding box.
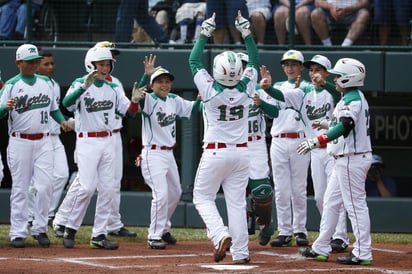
[17,59,41,76]
[150,75,173,97]
[93,60,112,80]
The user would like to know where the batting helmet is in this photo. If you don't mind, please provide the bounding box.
[328,58,366,88]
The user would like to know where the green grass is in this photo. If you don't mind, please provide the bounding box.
[0,225,411,248]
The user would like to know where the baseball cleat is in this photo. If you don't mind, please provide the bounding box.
[330,238,349,253]
[33,233,50,248]
[294,233,309,246]
[90,234,119,250]
[233,257,250,264]
[11,237,25,248]
[214,235,232,262]
[270,235,293,247]
[299,247,329,261]
[109,227,137,237]
[53,224,65,238]
[147,239,166,249]
[258,230,271,246]
[63,227,76,248]
[162,232,177,245]
[336,252,372,265]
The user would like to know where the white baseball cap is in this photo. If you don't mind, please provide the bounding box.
[150,68,175,84]
[280,50,304,64]
[303,55,331,70]
[16,44,43,61]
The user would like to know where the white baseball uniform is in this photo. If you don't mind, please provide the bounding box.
[28,78,69,223]
[190,35,258,261]
[311,88,373,261]
[300,84,348,242]
[60,75,130,238]
[53,75,130,236]
[0,73,60,241]
[265,79,311,237]
[138,85,196,241]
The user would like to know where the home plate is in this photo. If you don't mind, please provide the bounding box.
[200,264,256,270]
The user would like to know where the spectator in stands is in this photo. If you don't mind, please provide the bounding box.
[173,0,206,44]
[365,154,397,197]
[373,0,412,46]
[115,0,170,44]
[311,0,370,46]
[149,0,176,35]
[206,0,249,44]
[246,0,272,45]
[273,0,315,45]
[0,0,42,40]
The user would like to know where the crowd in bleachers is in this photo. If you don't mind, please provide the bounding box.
[0,0,411,46]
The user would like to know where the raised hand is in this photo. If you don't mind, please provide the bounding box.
[200,12,216,37]
[259,65,272,90]
[235,10,251,38]
[81,70,98,90]
[144,54,161,76]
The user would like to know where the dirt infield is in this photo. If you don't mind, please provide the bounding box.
[0,240,411,273]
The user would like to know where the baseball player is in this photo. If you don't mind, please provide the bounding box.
[302,55,349,252]
[133,55,199,250]
[0,44,70,248]
[190,11,258,264]
[261,54,350,251]
[298,58,373,266]
[58,46,139,249]
[237,52,275,246]
[258,50,312,248]
[52,42,137,238]
[27,51,72,227]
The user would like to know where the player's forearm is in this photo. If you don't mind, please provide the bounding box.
[323,81,341,103]
[259,100,279,119]
[189,34,207,75]
[0,105,8,119]
[264,86,285,102]
[138,74,149,88]
[62,88,84,108]
[50,109,65,124]
[326,122,345,141]
[244,35,259,70]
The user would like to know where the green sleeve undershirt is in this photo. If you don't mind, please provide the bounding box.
[324,81,341,103]
[326,122,345,140]
[50,110,65,124]
[259,100,279,119]
[264,86,285,102]
[189,34,207,75]
[0,105,8,119]
[62,88,84,107]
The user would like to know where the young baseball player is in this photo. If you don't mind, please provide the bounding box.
[297,58,373,265]
[302,55,349,252]
[59,46,140,249]
[190,11,258,264]
[258,49,312,248]
[133,54,199,250]
[27,51,72,227]
[52,42,137,239]
[260,54,350,251]
[237,52,275,246]
[0,44,70,248]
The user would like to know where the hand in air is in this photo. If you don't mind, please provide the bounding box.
[235,10,251,38]
[200,12,216,37]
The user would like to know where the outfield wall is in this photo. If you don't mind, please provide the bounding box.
[0,190,411,233]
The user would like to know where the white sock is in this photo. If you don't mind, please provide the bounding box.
[193,17,204,41]
[341,38,353,47]
[322,38,332,46]
[180,21,188,42]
